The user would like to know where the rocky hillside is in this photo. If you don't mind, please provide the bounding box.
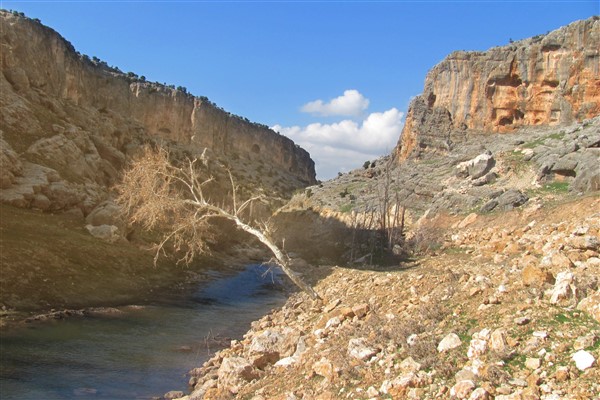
[156,18,600,400]
[396,17,599,160]
[167,195,600,400]
[0,9,316,218]
[0,9,316,315]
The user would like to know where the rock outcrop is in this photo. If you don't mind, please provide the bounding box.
[396,17,600,160]
[0,10,316,215]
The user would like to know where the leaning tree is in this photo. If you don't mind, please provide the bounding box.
[115,146,320,300]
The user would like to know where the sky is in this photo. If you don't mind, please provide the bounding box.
[2,1,598,179]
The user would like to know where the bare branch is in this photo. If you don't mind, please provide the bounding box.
[115,146,320,300]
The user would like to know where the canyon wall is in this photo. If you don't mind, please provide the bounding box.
[396,17,600,160]
[0,10,316,215]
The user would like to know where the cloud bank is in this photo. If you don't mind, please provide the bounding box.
[273,92,403,180]
[300,89,369,117]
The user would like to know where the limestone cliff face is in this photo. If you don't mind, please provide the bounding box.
[0,11,316,214]
[396,17,600,160]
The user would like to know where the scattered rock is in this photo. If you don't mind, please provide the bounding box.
[348,338,379,361]
[522,264,555,286]
[549,271,575,305]
[577,290,600,323]
[217,357,259,394]
[450,379,476,399]
[438,332,462,352]
[572,350,595,371]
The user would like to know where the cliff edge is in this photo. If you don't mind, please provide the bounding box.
[0,10,316,216]
[396,17,600,160]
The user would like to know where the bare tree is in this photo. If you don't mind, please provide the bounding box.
[115,146,320,300]
[376,158,405,252]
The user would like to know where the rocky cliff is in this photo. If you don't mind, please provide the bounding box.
[0,10,316,216]
[396,17,600,160]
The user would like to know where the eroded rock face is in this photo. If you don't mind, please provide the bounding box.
[396,17,600,160]
[0,11,316,214]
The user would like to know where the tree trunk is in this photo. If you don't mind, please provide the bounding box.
[232,217,321,300]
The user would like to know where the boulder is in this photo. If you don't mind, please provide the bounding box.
[489,329,509,353]
[85,224,120,242]
[437,333,462,352]
[456,151,495,179]
[522,264,555,287]
[217,357,259,394]
[577,290,600,323]
[549,271,576,305]
[572,350,595,371]
[348,338,379,361]
[496,190,528,211]
[86,200,124,228]
[312,357,336,380]
[450,379,476,399]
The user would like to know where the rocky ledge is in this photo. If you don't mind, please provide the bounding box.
[162,194,599,400]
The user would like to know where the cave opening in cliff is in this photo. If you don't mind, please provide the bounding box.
[498,116,514,126]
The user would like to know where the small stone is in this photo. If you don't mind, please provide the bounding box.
[323,299,340,313]
[574,334,596,350]
[312,357,336,380]
[572,350,595,370]
[274,356,297,368]
[366,386,379,397]
[468,338,488,359]
[577,290,600,323]
[450,380,476,399]
[554,366,570,382]
[438,333,462,352]
[455,368,477,382]
[469,387,490,400]
[514,316,530,325]
[399,356,421,373]
[325,316,341,329]
[509,378,528,387]
[490,329,508,352]
[352,303,370,319]
[348,338,379,361]
[163,391,185,400]
[525,357,541,370]
[549,271,575,304]
[522,264,555,286]
[532,331,548,339]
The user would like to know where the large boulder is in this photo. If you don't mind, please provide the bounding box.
[217,357,259,394]
[456,151,495,180]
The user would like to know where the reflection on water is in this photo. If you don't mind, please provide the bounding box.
[0,265,287,400]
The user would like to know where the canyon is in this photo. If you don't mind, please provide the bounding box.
[0,10,316,217]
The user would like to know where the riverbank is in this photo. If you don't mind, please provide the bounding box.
[167,196,600,400]
[0,265,290,400]
[0,203,274,328]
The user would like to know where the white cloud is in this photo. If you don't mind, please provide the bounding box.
[300,89,370,117]
[272,107,404,180]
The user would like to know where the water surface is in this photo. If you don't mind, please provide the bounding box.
[0,265,287,399]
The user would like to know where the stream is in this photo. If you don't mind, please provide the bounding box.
[0,264,288,400]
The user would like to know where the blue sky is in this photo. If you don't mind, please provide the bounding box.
[2,1,598,179]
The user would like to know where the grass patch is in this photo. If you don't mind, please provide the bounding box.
[339,203,353,213]
[528,181,570,197]
[542,181,570,193]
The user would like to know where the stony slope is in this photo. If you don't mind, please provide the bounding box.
[163,195,600,400]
